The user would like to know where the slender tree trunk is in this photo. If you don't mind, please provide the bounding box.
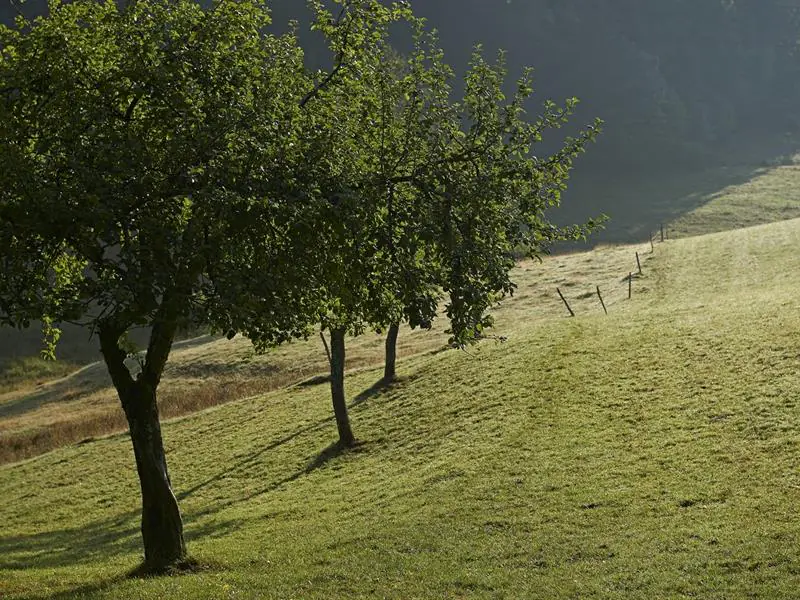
[383,321,400,383]
[99,320,186,572]
[329,328,355,446]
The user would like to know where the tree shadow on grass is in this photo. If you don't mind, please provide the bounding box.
[36,576,128,600]
[349,373,413,408]
[0,509,242,573]
[178,374,402,505]
[2,514,247,600]
[0,509,141,572]
[2,375,396,597]
[187,437,374,522]
[176,412,336,504]
[181,375,409,519]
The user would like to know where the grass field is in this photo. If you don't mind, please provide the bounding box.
[670,154,800,238]
[0,242,643,465]
[5,163,800,597]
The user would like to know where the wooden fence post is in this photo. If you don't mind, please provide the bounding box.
[650,233,654,253]
[557,288,575,317]
[660,224,664,242]
[596,286,608,315]
[636,252,642,275]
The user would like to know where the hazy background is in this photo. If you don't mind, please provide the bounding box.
[4,0,799,240]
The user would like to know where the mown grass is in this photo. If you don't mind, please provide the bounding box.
[4,213,800,597]
[4,152,796,465]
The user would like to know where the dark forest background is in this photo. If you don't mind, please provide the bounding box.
[4,0,800,240]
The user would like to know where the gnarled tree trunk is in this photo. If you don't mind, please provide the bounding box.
[329,328,355,446]
[99,319,186,572]
[383,321,400,383]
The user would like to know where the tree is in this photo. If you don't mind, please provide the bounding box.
[0,0,313,572]
[243,0,430,447]
[242,1,601,448]
[300,2,457,444]
[419,51,603,349]
[356,40,604,382]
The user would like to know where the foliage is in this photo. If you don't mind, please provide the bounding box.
[413,50,602,345]
[242,1,602,354]
[0,0,314,344]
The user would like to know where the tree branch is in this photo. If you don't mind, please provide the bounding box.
[141,293,179,389]
[298,4,353,108]
[98,323,135,395]
[299,61,345,109]
[320,329,332,368]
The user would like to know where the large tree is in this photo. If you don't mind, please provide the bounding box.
[0,0,314,572]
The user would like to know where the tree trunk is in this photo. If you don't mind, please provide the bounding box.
[383,321,400,383]
[122,381,186,570]
[329,328,355,446]
[99,321,186,572]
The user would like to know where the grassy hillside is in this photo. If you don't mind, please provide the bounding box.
[0,243,642,464]
[670,154,800,238]
[4,210,800,597]
[4,148,795,373]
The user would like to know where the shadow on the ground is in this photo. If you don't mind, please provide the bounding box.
[177,375,403,518]
[1,373,411,597]
[0,509,140,573]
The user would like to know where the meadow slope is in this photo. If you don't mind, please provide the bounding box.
[0,243,643,464]
[4,214,800,598]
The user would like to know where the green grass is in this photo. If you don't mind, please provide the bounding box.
[4,215,800,598]
[0,241,642,465]
[6,156,800,598]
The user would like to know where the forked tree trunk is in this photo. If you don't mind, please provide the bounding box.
[329,328,355,446]
[383,322,400,383]
[99,322,186,572]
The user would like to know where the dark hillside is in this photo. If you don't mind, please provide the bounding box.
[3,0,799,238]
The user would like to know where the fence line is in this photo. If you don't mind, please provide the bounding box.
[553,223,668,316]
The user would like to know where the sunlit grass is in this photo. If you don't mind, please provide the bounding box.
[6,158,800,597]
[4,214,800,597]
[0,241,647,464]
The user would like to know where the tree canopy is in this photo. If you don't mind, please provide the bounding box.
[229,2,602,447]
